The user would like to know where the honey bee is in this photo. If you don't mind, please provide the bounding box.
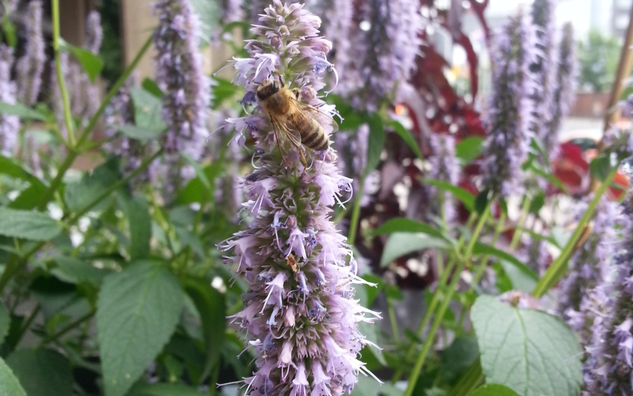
[256,77,338,166]
[286,253,300,274]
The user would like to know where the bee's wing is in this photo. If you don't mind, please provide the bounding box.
[289,97,339,134]
[269,113,305,166]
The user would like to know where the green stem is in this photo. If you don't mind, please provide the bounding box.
[447,359,484,396]
[387,297,400,344]
[39,310,95,346]
[347,178,365,245]
[51,0,75,146]
[37,151,77,211]
[472,210,506,285]
[532,167,619,298]
[403,201,492,396]
[509,197,531,250]
[13,305,40,346]
[76,35,153,148]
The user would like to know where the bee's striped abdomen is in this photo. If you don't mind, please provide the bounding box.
[292,116,329,152]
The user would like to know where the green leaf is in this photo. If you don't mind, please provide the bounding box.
[5,349,73,396]
[372,218,445,240]
[365,114,385,178]
[63,43,104,82]
[50,256,111,285]
[471,384,521,396]
[2,15,17,47]
[0,302,9,346]
[130,383,205,396]
[590,154,612,182]
[473,243,538,282]
[131,87,167,132]
[189,0,221,43]
[116,125,162,141]
[182,277,226,382]
[125,196,151,260]
[440,336,479,384]
[0,101,47,120]
[499,260,537,293]
[174,226,205,258]
[64,158,119,212]
[528,192,545,214]
[0,208,62,241]
[381,232,450,267]
[0,357,26,396]
[97,261,184,396]
[141,78,163,98]
[525,161,568,193]
[182,153,211,191]
[389,120,422,160]
[471,295,582,396]
[474,190,489,214]
[351,375,401,396]
[423,179,475,211]
[455,137,484,164]
[212,77,241,108]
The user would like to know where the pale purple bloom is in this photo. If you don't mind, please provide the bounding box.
[337,0,422,111]
[0,45,19,156]
[153,0,211,155]
[16,0,45,106]
[85,11,103,55]
[529,0,556,150]
[481,12,536,196]
[219,2,381,394]
[519,237,548,277]
[545,23,577,161]
[221,0,244,23]
[428,134,459,222]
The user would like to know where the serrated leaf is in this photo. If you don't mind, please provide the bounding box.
[474,190,489,214]
[141,78,163,98]
[365,114,385,178]
[97,261,184,396]
[471,384,520,396]
[5,349,73,396]
[473,243,537,283]
[423,178,475,211]
[116,125,162,141]
[589,154,612,182]
[389,120,422,160]
[212,77,240,108]
[182,277,226,382]
[125,196,151,260]
[0,208,62,241]
[372,218,445,240]
[0,357,26,396]
[381,232,450,267]
[456,137,484,164]
[64,158,119,212]
[50,256,111,285]
[0,302,9,346]
[63,43,104,82]
[0,101,47,120]
[131,87,166,132]
[471,295,582,396]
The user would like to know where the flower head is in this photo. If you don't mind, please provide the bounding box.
[545,23,577,161]
[85,11,103,55]
[337,0,422,111]
[0,45,19,156]
[219,2,381,394]
[221,0,245,24]
[519,237,549,277]
[17,0,45,106]
[153,0,211,155]
[481,12,536,196]
[428,133,460,222]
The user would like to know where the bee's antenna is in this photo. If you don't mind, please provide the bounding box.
[279,75,285,88]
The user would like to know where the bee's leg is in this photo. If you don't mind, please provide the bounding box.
[279,75,285,88]
[292,88,301,100]
[299,150,307,167]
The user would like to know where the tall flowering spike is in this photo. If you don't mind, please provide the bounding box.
[529,0,556,146]
[219,2,381,394]
[220,0,245,24]
[308,0,352,81]
[428,133,460,222]
[519,237,548,277]
[85,11,103,55]
[16,0,45,106]
[583,194,632,394]
[153,0,211,154]
[338,0,422,111]
[545,23,577,161]
[481,12,535,196]
[0,45,19,156]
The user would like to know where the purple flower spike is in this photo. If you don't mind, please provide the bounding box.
[428,134,459,222]
[0,45,19,156]
[17,0,45,106]
[481,12,536,197]
[219,2,381,394]
[337,0,422,111]
[85,11,103,55]
[153,0,211,155]
[545,23,577,161]
[221,0,245,24]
